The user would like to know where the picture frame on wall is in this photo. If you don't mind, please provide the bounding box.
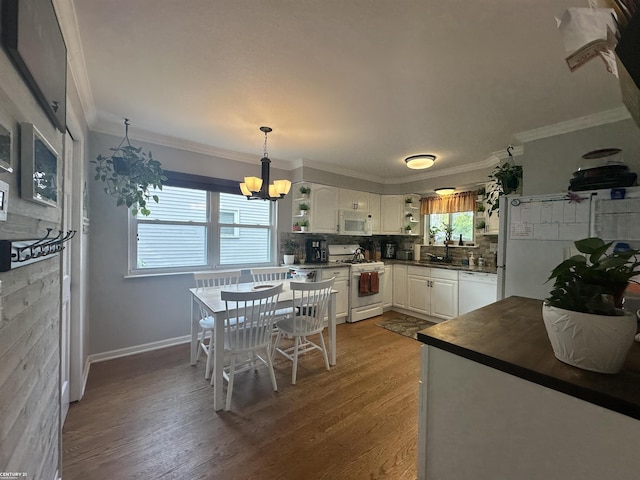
[0,116,13,172]
[20,123,59,207]
[1,0,67,132]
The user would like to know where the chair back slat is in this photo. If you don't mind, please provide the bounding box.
[222,284,283,351]
[250,267,290,283]
[290,277,334,334]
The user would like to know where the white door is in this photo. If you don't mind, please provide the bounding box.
[60,131,73,422]
[392,264,407,307]
[310,184,338,233]
[408,274,430,315]
[431,278,458,319]
[381,195,403,234]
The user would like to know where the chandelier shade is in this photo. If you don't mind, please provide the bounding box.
[240,126,291,201]
[405,154,436,169]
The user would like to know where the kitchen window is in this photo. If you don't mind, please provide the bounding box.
[421,191,477,244]
[130,185,276,274]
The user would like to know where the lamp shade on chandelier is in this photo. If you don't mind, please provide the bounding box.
[239,126,291,201]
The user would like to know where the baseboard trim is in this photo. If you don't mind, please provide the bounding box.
[88,335,192,364]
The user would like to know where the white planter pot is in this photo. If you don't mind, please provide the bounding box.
[300,210,308,216]
[542,304,637,374]
[283,254,295,265]
[300,226,307,232]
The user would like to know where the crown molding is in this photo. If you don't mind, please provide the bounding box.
[514,107,630,143]
[54,0,97,126]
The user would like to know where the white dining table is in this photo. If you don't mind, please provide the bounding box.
[189,279,337,411]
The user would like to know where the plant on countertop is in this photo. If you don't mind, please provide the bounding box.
[545,237,640,316]
[484,146,522,216]
[92,119,166,216]
[282,239,300,255]
[441,223,454,243]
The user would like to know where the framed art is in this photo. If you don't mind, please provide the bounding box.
[20,123,59,207]
[1,0,67,132]
[0,116,12,172]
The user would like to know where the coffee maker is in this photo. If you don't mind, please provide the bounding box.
[383,242,396,259]
[306,239,329,263]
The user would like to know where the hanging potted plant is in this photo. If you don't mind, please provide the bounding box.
[92,119,166,216]
[484,146,522,216]
[543,237,640,373]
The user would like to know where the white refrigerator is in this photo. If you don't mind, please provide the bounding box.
[496,187,640,301]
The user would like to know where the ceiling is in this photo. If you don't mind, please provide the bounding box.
[59,0,625,183]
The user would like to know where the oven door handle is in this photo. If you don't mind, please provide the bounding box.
[352,271,384,278]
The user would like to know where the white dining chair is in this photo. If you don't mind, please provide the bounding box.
[194,270,241,379]
[250,266,294,324]
[219,283,283,411]
[272,277,335,385]
[250,266,291,283]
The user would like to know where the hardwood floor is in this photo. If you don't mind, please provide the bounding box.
[62,312,421,479]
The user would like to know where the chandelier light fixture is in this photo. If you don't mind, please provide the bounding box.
[405,154,436,170]
[435,187,455,196]
[239,126,291,201]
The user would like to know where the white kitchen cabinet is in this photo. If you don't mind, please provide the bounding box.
[392,264,407,308]
[369,193,381,234]
[321,266,349,322]
[430,269,459,319]
[401,265,459,320]
[309,184,339,233]
[382,264,393,309]
[338,188,370,212]
[381,195,404,234]
[408,266,431,315]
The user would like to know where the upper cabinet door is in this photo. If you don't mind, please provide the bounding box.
[338,188,370,211]
[380,195,404,234]
[369,193,381,234]
[310,184,339,233]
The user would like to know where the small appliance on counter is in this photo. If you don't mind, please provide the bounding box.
[396,249,413,260]
[383,242,396,259]
[306,239,329,263]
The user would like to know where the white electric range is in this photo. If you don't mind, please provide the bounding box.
[328,245,386,322]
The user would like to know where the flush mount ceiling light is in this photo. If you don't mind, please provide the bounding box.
[239,126,291,201]
[435,187,455,196]
[405,154,436,170]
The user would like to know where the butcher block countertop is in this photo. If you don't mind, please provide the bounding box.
[417,296,640,420]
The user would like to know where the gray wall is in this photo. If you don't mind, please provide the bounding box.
[0,49,64,479]
[522,118,640,196]
[87,132,293,354]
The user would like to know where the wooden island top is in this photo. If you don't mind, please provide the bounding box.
[416,295,640,420]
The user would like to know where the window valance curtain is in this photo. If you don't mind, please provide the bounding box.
[164,170,241,195]
[420,191,477,215]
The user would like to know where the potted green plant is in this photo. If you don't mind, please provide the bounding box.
[405,197,414,204]
[404,224,413,235]
[475,220,486,231]
[484,149,523,216]
[292,222,301,232]
[429,226,440,245]
[92,120,166,216]
[543,237,640,373]
[476,203,485,213]
[299,185,311,198]
[299,203,309,215]
[299,219,309,232]
[441,223,454,244]
[406,212,415,221]
[282,239,299,265]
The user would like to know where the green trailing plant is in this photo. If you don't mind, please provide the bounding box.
[484,146,522,216]
[546,237,640,316]
[92,119,166,216]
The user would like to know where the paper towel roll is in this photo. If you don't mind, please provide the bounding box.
[414,243,422,261]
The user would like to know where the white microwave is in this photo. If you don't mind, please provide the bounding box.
[338,209,372,236]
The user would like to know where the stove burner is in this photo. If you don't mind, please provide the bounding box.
[338,259,376,264]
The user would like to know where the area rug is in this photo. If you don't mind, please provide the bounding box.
[376,315,437,340]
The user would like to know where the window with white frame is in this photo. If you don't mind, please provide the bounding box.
[131,186,275,273]
[428,211,475,244]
